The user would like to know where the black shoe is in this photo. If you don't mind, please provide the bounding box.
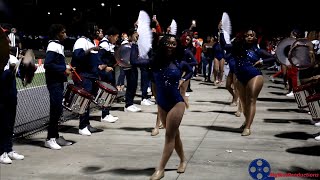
[87,125,103,133]
[56,136,73,146]
[186,89,193,92]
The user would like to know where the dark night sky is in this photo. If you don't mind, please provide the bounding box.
[1,0,319,37]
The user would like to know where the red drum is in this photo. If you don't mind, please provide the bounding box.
[62,84,94,114]
[94,81,118,108]
[293,82,316,109]
[306,93,320,121]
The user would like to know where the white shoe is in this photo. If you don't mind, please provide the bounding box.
[314,121,320,127]
[125,105,141,112]
[0,152,12,164]
[45,138,62,150]
[8,151,24,160]
[269,75,275,82]
[185,93,190,97]
[147,99,155,105]
[101,114,119,123]
[141,99,155,106]
[315,134,320,141]
[286,91,294,97]
[79,126,92,136]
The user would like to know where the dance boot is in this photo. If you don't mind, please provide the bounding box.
[177,161,187,173]
[150,169,164,180]
[235,111,241,117]
[151,128,159,136]
[241,128,251,136]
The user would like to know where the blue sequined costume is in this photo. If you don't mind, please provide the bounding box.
[235,46,262,85]
[153,60,193,112]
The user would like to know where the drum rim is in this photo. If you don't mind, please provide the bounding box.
[293,82,316,92]
[96,81,118,94]
[68,84,94,99]
[306,93,320,102]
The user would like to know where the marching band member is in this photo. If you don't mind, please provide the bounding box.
[219,26,243,116]
[44,24,73,150]
[70,24,103,136]
[98,26,120,123]
[150,34,193,180]
[231,29,275,136]
[0,28,24,164]
[180,33,197,108]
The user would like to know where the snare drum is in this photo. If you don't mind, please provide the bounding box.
[63,84,94,114]
[94,81,118,108]
[293,82,316,109]
[306,93,320,121]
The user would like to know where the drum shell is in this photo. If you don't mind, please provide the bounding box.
[293,82,316,108]
[94,81,118,108]
[306,93,320,121]
[63,84,94,114]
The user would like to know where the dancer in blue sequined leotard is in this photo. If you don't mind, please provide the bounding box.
[153,60,192,112]
[150,34,193,180]
[231,29,275,136]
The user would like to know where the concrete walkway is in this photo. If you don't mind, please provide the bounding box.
[1,70,319,180]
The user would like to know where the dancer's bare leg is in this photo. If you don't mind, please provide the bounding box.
[238,76,263,136]
[234,76,242,117]
[151,102,186,179]
[237,81,247,123]
[151,82,161,136]
[226,72,236,105]
[244,76,264,130]
[213,58,219,84]
[218,58,225,83]
[179,79,190,109]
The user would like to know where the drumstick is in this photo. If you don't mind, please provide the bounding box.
[113,61,119,67]
[68,63,82,81]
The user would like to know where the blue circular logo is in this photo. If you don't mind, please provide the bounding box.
[248,158,271,180]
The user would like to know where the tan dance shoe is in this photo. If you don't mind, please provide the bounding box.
[151,128,159,136]
[177,161,187,173]
[235,111,241,117]
[150,169,164,180]
[241,128,251,136]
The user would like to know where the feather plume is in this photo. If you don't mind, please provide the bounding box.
[137,10,152,58]
[137,10,151,27]
[169,19,177,35]
[221,12,232,36]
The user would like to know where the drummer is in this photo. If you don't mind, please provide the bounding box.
[97,26,120,123]
[71,23,104,136]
